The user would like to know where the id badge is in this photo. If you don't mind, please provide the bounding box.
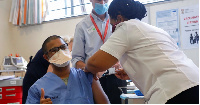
[87,25,95,34]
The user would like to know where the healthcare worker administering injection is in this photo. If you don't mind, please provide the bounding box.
[86,0,199,104]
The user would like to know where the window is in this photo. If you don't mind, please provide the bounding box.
[45,0,168,21]
[45,0,93,21]
[136,0,166,4]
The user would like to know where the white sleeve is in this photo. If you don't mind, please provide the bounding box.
[100,25,129,60]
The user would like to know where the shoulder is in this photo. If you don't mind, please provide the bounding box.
[30,73,50,89]
[115,19,148,37]
[118,19,139,29]
[70,67,93,83]
[70,67,92,75]
[70,67,88,76]
[70,67,83,73]
[76,15,91,29]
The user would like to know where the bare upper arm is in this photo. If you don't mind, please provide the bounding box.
[92,79,110,104]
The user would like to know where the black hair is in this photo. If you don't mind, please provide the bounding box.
[108,0,147,20]
[42,35,64,54]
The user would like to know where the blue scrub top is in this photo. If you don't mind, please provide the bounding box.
[26,68,94,104]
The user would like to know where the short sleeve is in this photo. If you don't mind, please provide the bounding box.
[84,72,93,86]
[100,24,129,60]
[25,85,40,104]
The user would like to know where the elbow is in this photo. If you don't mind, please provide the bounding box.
[86,60,97,74]
[105,98,110,104]
[86,58,101,74]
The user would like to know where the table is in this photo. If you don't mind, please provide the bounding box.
[120,94,145,104]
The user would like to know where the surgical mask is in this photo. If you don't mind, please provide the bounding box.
[94,3,108,15]
[49,49,72,67]
[112,21,121,33]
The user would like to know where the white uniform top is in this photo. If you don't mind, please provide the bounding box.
[100,19,199,104]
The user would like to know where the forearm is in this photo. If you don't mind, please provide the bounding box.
[86,62,103,74]
[86,50,118,74]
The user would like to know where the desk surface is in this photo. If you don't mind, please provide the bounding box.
[0,70,26,72]
[120,94,144,100]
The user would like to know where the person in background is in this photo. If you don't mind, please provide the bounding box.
[62,36,74,52]
[71,0,127,103]
[22,35,73,103]
[68,37,73,52]
[86,0,199,104]
[26,35,109,104]
[22,49,50,104]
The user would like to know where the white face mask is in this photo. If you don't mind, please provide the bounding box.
[49,49,72,67]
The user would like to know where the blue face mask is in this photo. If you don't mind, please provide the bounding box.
[94,3,109,15]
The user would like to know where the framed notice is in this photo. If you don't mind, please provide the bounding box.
[180,5,199,49]
[156,9,180,47]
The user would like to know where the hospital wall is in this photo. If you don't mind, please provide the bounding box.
[148,0,199,66]
[9,16,83,67]
[0,0,15,68]
[0,0,84,70]
[0,0,199,70]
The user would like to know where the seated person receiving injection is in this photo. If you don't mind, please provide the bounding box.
[26,35,109,104]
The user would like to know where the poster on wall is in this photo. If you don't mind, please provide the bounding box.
[156,9,180,47]
[180,5,199,49]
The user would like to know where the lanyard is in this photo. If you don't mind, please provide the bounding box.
[90,14,110,43]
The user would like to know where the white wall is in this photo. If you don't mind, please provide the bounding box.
[10,16,84,64]
[148,0,199,66]
[1,0,85,69]
[0,0,15,69]
[0,0,199,69]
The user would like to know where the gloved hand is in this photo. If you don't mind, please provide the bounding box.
[115,68,130,80]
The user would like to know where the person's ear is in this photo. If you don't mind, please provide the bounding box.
[43,54,49,62]
[116,15,124,23]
